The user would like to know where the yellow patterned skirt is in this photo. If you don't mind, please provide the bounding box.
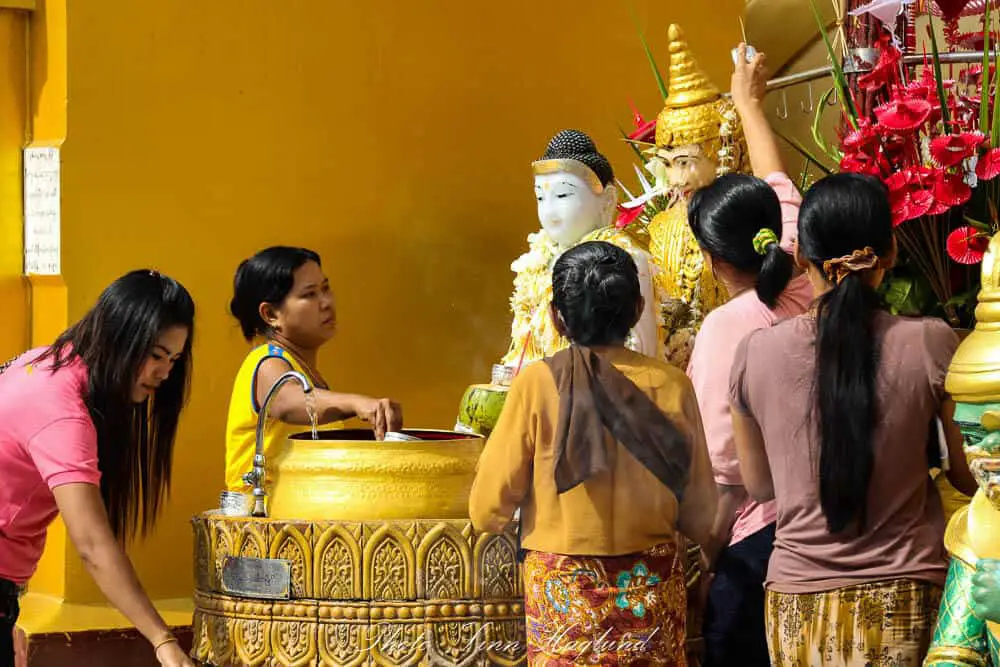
[523,542,687,666]
[765,578,942,666]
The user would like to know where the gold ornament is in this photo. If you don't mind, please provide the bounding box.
[192,515,525,666]
[948,234,1000,402]
[647,24,743,347]
[654,24,747,176]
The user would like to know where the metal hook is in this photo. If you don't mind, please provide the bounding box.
[800,81,815,113]
[776,89,789,120]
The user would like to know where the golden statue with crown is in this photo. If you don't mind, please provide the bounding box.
[629,25,749,368]
[927,233,1000,666]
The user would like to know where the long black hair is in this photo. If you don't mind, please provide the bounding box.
[35,270,195,540]
[798,173,893,534]
[688,173,793,308]
[230,246,321,341]
[551,241,641,346]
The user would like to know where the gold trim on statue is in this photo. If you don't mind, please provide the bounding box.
[531,159,605,195]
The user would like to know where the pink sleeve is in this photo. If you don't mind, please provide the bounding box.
[764,172,802,253]
[28,417,101,489]
[689,314,744,486]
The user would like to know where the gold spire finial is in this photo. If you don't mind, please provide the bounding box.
[663,24,719,110]
[655,24,728,151]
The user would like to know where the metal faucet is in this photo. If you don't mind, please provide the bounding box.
[243,370,314,517]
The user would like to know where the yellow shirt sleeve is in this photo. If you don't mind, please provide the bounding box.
[468,372,535,534]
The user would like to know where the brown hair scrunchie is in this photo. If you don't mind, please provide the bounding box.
[822,246,883,285]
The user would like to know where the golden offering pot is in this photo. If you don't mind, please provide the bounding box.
[267,428,485,522]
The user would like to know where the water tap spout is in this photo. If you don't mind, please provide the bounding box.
[243,370,314,517]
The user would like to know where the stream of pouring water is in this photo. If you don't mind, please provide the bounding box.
[305,391,319,439]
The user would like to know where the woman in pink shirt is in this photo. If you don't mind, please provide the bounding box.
[686,45,813,666]
[0,270,196,667]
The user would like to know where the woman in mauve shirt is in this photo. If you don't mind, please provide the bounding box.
[0,270,197,667]
[730,174,977,665]
[686,44,814,667]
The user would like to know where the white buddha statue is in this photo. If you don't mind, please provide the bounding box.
[502,129,664,368]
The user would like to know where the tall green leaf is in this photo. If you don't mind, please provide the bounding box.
[627,5,668,100]
[618,125,647,161]
[807,0,858,128]
[927,14,951,128]
[993,19,1000,145]
[776,129,834,174]
[981,0,992,133]
[811,87,845,162]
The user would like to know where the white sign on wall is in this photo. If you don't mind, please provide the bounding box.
[23,147,61,276]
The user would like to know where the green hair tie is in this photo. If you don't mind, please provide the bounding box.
[752,228,780,256]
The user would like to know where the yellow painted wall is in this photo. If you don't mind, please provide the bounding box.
[0,8,28,361]
[59,0,742,602]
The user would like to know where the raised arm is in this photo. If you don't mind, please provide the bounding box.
[731,44,784,179]
[255,356,402,439]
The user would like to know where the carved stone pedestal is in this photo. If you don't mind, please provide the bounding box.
[191,514,525,666]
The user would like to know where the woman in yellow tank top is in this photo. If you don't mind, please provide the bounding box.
[224,246,403,491]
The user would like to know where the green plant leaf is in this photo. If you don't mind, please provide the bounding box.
[627,6,668,100]
[619,124,647,161]
[946,288,978,309]
[883,275,932,317]
[992,21,1000,146]
[927,14,951,128]
[807,0,858,128]
[811,88,845,162]
[964,214,993,231]
[982,0,992,133]
[776,129,834,173]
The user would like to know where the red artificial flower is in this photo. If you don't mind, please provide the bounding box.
[930,132,985,167]
[977,147,1000,180]
[616,204,645,229]
[891,190,935,226]
[628,121,656,143]
[858,43,902,91]
[627,102,657,144]
[932,0,974,21]
[886,166,937,225]
[840,152,882,177]
[842,119,880,154]
[934,171,973,207]
[947,225,990,264]
[874,97,933,132]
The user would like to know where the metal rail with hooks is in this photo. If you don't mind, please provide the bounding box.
[739,51,991,118]
[764,50,990,91]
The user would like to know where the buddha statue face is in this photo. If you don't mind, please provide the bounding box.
[531,129,618,248]
[534,172,616,247]
[650,144,717,193]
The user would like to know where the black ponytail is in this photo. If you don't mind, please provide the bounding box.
[688,173,793,308]
[798,173,893,534]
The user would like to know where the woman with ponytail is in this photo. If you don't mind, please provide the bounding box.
[470,241,717,665]
[730,173,976,665]
[687,45,814,667]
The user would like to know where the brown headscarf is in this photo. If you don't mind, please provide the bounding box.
[543,345,691,500]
